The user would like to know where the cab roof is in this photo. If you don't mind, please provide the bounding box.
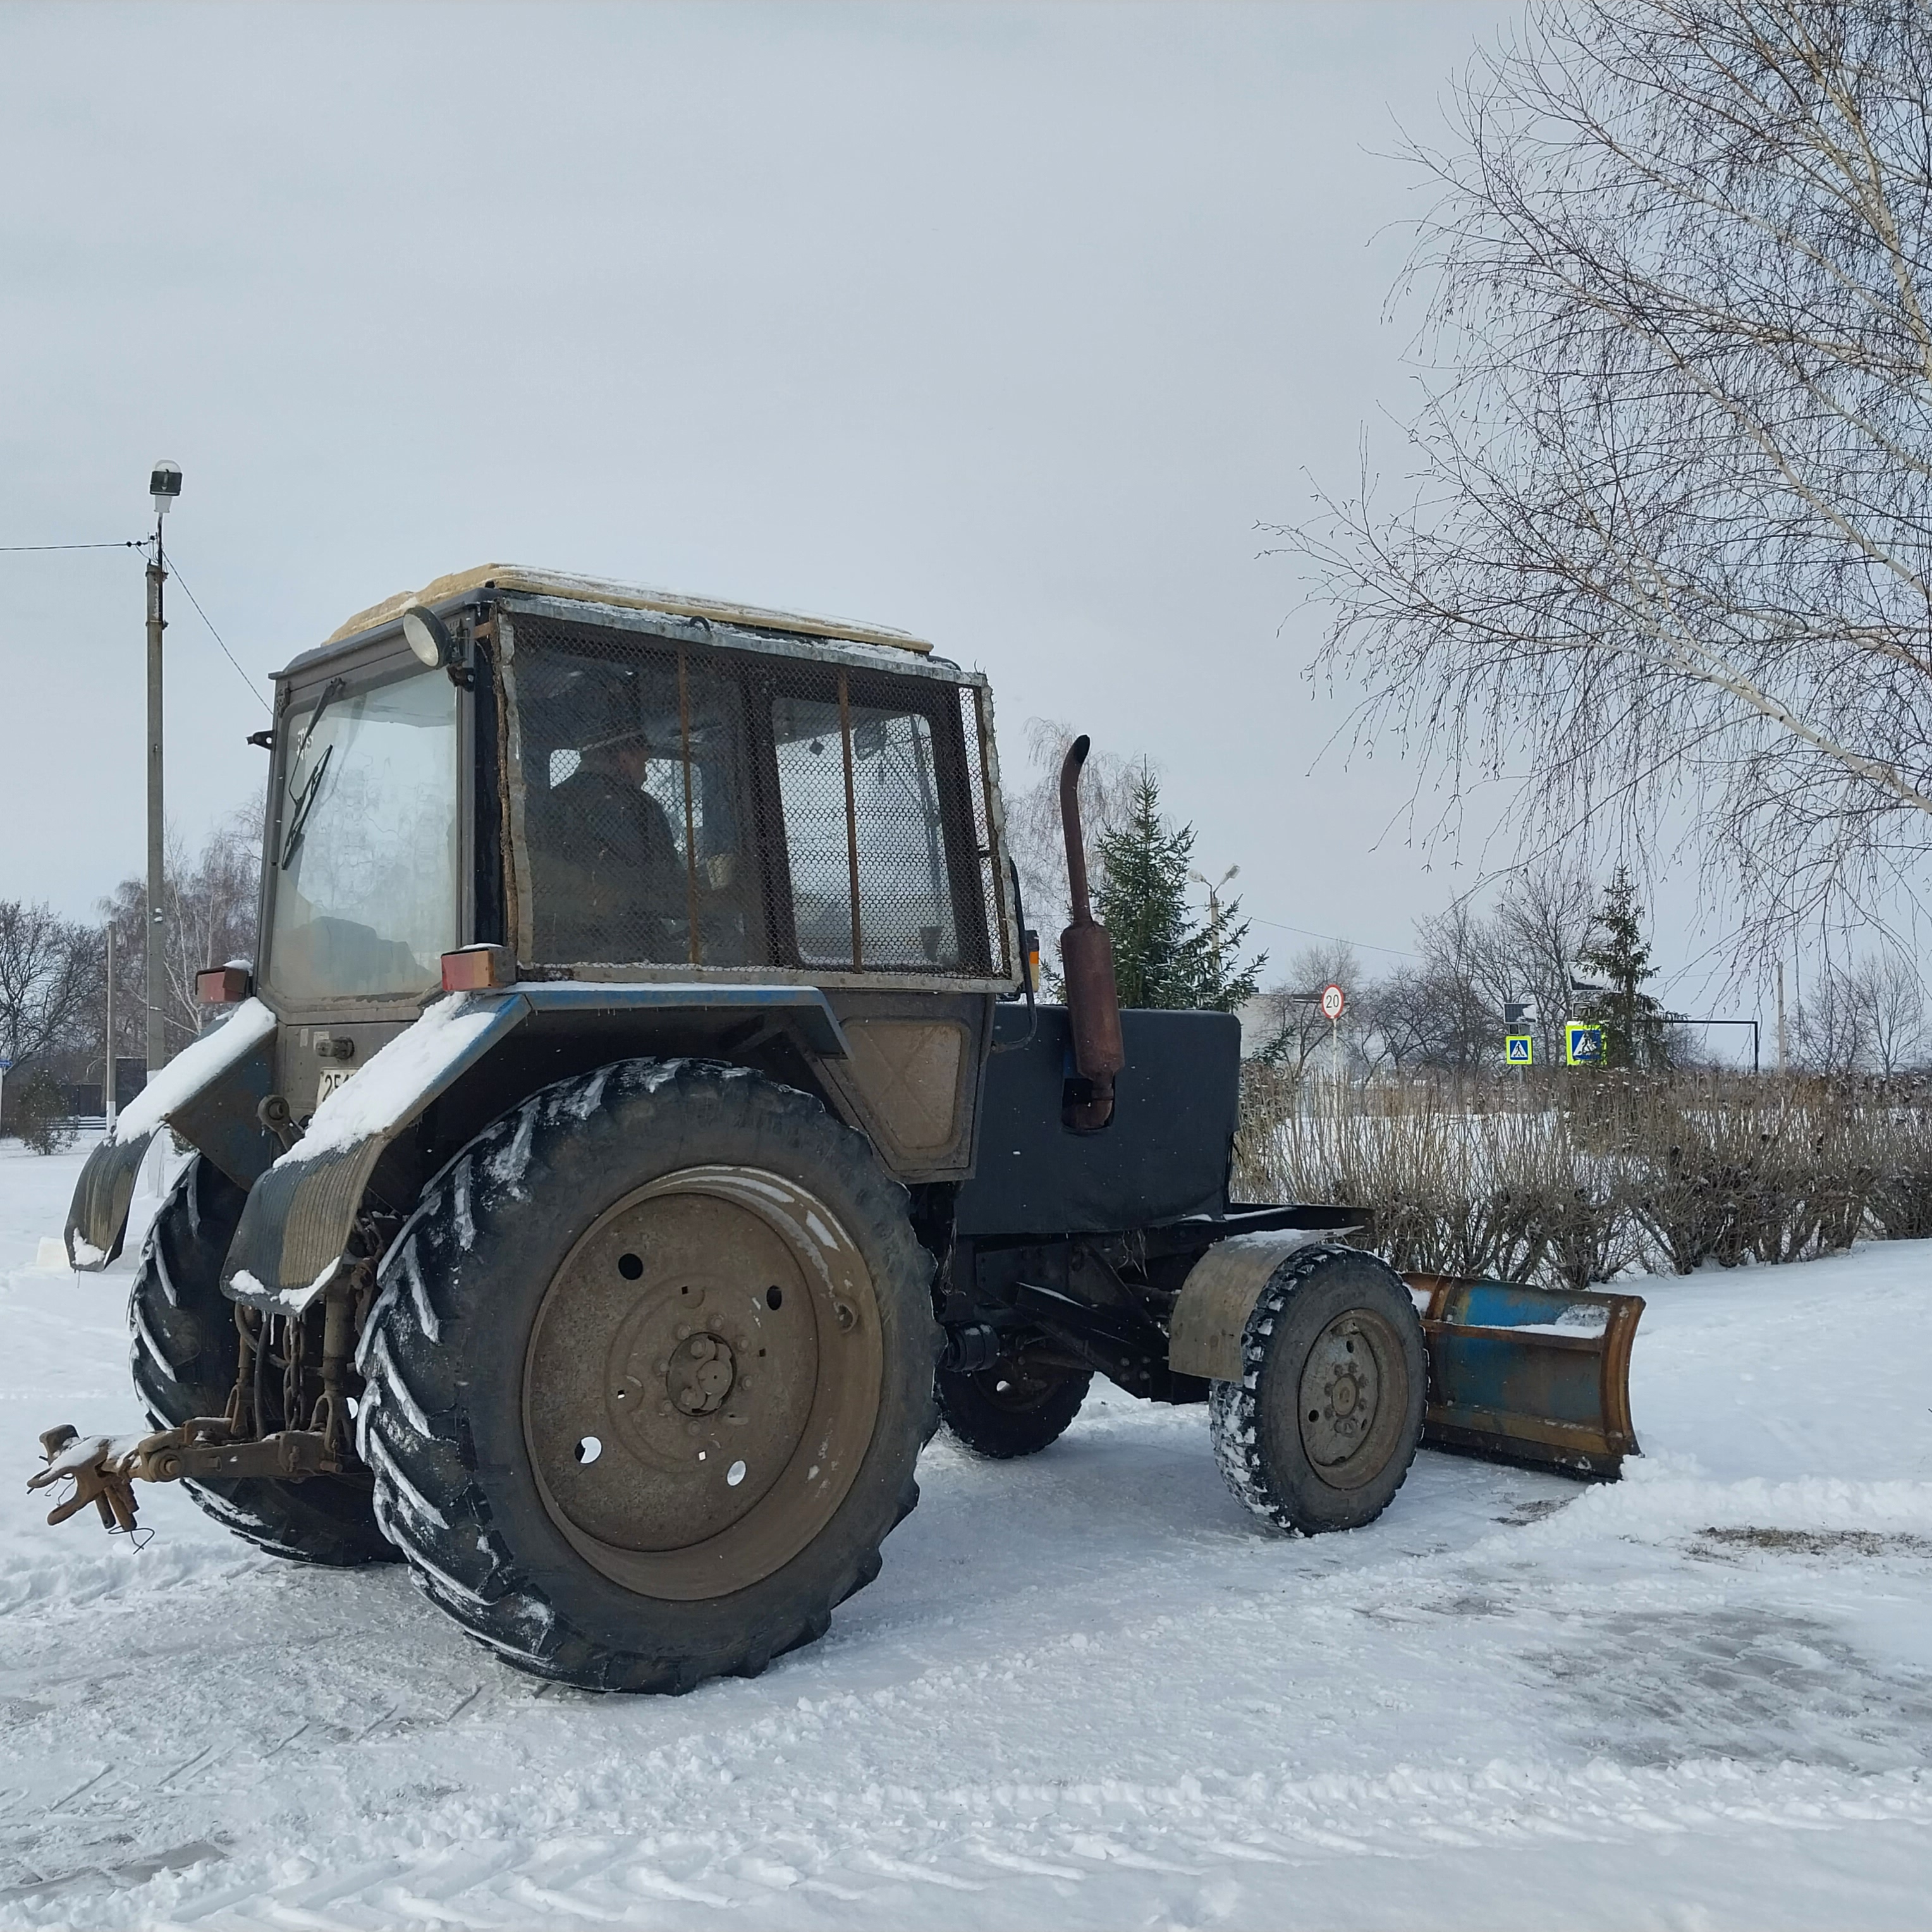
[324,564,934,656]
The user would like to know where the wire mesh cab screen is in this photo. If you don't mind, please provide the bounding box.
[510,612,1006,979]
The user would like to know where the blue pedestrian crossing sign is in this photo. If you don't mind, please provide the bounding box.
[1565,1022,1606,1067]
[1504,1034,1534,1065]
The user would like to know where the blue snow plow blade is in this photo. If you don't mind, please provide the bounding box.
[1404,1275,1644,1480]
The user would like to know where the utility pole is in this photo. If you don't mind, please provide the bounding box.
[104,924,117,1132]
[1776,962,1787,1076]
[145,462,181,1074]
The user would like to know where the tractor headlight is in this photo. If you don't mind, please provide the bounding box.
[401,604,454,669]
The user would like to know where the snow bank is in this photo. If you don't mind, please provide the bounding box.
[4,1154,1931,1929]
[1539,1460,1932,1542]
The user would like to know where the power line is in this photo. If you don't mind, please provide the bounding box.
[4,530,269,711]
[162,551,271,712]
[0,539,140,552]
[1244,913,1419,960]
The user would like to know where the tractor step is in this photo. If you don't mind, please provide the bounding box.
[1403,1275,1645,1480]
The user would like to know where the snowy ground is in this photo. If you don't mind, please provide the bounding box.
[1,1135,1928,1929]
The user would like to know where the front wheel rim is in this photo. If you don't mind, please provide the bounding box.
[1293,1307,1407,1490]
[523,1165,884,1601]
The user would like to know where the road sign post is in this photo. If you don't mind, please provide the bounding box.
[1319,983,1345,1117]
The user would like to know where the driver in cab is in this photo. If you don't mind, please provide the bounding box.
[530,701,688,962]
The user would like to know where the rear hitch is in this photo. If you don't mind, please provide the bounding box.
[30,1426,142,1532]
[28,1416,341,1537]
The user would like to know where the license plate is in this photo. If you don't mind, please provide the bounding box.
[317,1067,354,1104]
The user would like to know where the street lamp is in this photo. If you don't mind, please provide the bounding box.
[1190,864,1238,984]
[145,463,180,1073]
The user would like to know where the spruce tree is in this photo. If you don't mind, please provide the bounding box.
[1576,866,1668,1068]
[1092,766,1263,1011]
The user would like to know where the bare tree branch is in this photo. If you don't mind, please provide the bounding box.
[1278,0,1932,962]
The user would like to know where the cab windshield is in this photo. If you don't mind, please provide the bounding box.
[266,666,460,1000]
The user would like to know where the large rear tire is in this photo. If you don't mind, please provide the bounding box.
[355,1060,937,1693]
[1209,1244,1425,1536]
[130,1152,394,1565]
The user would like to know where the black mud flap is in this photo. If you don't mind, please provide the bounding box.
[64,1132,157,1271]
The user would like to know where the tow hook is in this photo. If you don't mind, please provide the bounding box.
[29,1426,143,1532]
[28,1417,339,1536]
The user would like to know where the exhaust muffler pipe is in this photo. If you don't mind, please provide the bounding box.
[1058,735,1125,1131]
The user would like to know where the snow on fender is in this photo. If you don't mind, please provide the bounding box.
[220,991,531,1315]
[63,998,280,1272]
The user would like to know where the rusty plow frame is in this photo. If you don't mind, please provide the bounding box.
[1404,1274,1645,1479]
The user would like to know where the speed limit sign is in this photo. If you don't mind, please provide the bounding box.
[1320,983,1345,1021]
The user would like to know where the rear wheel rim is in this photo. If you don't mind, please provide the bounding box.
[523,1165,884,1601]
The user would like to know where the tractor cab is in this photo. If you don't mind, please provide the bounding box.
[256,566,1015,1125]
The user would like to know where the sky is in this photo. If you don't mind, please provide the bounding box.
[0,0,1774,1041]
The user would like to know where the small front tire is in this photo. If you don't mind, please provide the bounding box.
[1209,1244,1424,1536]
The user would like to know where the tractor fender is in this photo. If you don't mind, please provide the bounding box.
[1167,1230,1355,1381]
[219,982,852,1315]
[64,998,280,1272]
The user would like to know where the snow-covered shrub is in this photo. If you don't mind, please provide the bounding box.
[1536,1120,1639,1288]
[1623,1104,1759,1273]
[9,1067,77,1154]
[1621,1081,1880,1271]
[1868,1103,1932,1239]
[1237,1073,1626,1285]
[1236,1067,1897,1283]
[1799,1096,1883,1256]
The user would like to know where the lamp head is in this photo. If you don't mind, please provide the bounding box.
[400,603,455,668]
[149,462,182,518]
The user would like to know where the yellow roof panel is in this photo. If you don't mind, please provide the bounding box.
[326,564,934,655]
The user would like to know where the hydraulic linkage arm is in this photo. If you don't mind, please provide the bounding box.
[28,1417,344,1535]
[27,1276,364,1539]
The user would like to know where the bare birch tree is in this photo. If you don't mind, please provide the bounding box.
[1252,941,1364,1080]
[1284,1,1932,959]
[1794,950,1928,1070]
[1493,865,1597,1063]
[103,803,263,1060]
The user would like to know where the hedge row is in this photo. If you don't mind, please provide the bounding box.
[1234,1070,1932,1285]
